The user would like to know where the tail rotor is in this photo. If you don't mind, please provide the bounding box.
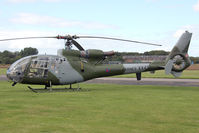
[165,31,192,77]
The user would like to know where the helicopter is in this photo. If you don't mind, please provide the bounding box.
[0,31,192,92]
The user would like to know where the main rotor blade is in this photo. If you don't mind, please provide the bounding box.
[71,39,84,51]
[0,36,57,41]
[0,35,162,47]
[77,36,162,46]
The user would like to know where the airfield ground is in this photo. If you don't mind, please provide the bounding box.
[86,77,199,87]
[0,68,6,76]
[0,67,199,133]
[113,70,199,79]
[0,81,199,133]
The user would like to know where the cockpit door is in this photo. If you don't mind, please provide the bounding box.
[28,58,49,78]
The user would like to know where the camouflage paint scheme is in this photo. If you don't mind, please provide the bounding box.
[6,31,192,86]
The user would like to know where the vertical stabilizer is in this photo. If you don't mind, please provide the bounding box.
[165,31,192,77]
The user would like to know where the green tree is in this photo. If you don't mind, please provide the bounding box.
[144,50,169,55]
[20,47,38,57]
[0,47,38,64]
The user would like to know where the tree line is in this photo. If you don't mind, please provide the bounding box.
[0,47,38,64]
[0,49,199,64]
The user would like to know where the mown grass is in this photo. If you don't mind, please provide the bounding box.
[113,70,199,79]
[0,68,7,75]
[0,81,199,133]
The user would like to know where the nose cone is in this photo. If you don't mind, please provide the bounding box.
[6,68,23,82]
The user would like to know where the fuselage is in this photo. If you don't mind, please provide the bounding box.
[6,31,193,86]
[6,50,165,85]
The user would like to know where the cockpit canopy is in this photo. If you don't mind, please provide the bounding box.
[7,55,64,83]
[7,56,32,82]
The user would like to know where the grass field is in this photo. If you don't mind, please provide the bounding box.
[113,70,199,79]
[0,68,6,76]
[0,81,199,133]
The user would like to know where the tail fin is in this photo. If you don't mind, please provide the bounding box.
[165,31,192,77]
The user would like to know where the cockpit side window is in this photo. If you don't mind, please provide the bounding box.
[28,56,49,78]
[30,60,49,69]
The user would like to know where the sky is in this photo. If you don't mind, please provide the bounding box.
[0,0,198,56]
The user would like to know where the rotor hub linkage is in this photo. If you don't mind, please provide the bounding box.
[65,40,72,49]
[55,35,79,50]
[56,35,79,40]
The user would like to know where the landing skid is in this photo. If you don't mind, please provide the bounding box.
[28,86,82,93]
[28,83,84,93]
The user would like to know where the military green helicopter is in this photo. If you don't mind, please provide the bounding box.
[0,31,192,92]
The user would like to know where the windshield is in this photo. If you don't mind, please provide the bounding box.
[8,56,32,72]
[7,56,32,82]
